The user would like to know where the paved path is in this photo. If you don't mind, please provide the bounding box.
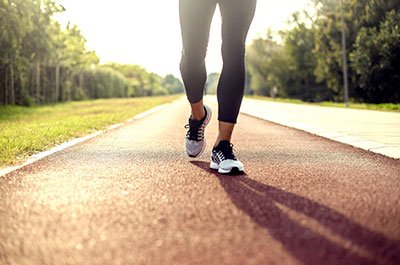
[240,98,400,159]
[1,98,399,265]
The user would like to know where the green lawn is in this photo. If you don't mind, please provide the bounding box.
[0,95,180,167]
[246,95,400,112]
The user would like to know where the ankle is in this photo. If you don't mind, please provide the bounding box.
[190,100,206,121]
[214,139,231,148]
[191,108,205,121]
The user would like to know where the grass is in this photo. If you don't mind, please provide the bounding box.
[0,95,180,167]
[246,95,400,112]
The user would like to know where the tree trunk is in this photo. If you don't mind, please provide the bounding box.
[74,72,84,100]
[36,60,41,101]
[43,67,47,103]
[55,64,60,102]
[79,72,83,92]
[65,69,71,101]
[4,65,8,105]
[59,67,64,102]
[10,61,15,105]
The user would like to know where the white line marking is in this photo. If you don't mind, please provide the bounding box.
[132,104,167,120]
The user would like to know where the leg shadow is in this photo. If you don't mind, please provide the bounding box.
[189,161,400,265]
[218,175,400,265]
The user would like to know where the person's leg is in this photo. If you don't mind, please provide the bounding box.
[214,0,257,146]
[179,0,217,120]
[215,121,235,146]
[180,0,217,157]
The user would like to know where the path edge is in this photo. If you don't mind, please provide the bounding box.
[240,111,400,160]
[0,102,172,178]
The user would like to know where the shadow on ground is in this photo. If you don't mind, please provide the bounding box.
[191,160,400,265]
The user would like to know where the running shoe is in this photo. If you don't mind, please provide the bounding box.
[210,140,244,174]
[184,105,212,157]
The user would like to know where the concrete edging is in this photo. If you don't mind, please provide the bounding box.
[0,102,171,177]
[238,98,400,160]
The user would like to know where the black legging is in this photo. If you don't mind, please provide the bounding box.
[179,0,257,124]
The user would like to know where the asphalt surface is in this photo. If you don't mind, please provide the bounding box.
[1,98,400,265]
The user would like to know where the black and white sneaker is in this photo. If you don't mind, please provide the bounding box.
[184,105,212,157]
[210,140,244,174]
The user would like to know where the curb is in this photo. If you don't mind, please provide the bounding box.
[238,99,400,160]
[240,111,400,160]
[0,102,171,178]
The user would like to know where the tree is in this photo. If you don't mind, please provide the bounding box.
[246,32,279,96]
[312,0,400,103]
[350,10,400,102]
[162,74,184,94]
[282,12,330,101]
[205,73,220,95]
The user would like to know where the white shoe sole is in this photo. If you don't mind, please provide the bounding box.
[210,161,245,174]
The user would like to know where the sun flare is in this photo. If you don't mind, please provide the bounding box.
[54,0,310,76]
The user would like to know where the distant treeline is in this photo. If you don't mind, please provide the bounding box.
[0,0,183,106]
[246,0,400,103]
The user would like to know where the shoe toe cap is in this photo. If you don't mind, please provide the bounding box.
[186,140,205,156]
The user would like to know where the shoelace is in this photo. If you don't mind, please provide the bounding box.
[215,142,237,160]
[184,121,204,141]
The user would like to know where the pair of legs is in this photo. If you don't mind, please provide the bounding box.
[179,0,256,146]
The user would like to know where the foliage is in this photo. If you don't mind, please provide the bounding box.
[350,9,400,103]
[205,73,220,95]
[246,0,400,103]
[0,0,183,106]
[162,74,184,95]
[246,32,277,96]
[106,63,182,97]
[80,66,128,99]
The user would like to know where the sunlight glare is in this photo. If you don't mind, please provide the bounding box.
[54,0,311,76]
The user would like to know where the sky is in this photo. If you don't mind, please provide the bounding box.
[54,0,311,77]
